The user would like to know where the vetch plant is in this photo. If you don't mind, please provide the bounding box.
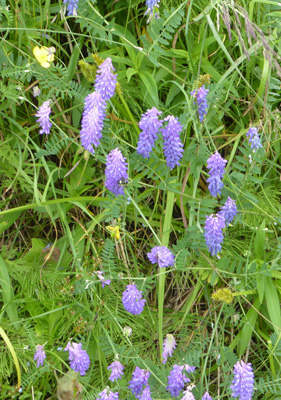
[35,100,52,134]
[206,152,228,197]
[64,341,90,376]
[105,148,128,196]
[230,360,254,400]
[34,345,46,368]
[147,246,175,268]
[122,284,145,315]
[137,107,163,158]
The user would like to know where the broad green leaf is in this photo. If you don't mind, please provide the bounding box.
[265,277,281,335]
[139,70,159,107]
[0,255,18,323]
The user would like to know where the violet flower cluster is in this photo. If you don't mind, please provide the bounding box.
[105,148,128,196]
[63,0,79,16]
[204,214,226,256]
[204,197,237,256]
[80,58,117,153]
[136,108,184,170]
[96,270,111,287]
[122,284,146,315]
[145,0,160,22]
[202,392,213,400]
[161,115,184,170]
[64,341,90,376]
[137,107,163,158]
[206,151,227,198]
[97,388,119,400]
[128,366,150,397]
[246,127,262,153]
[80,91,106,154]
[147,246,175,268]
[162,334,176,364]
[34,345,46,368]
[108,359,124,382]
[35,100,52,135]
[166,364,195,397]
[230,360,254,400]
[191,85,209,122]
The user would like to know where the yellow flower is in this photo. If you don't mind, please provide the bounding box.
[212,288,234,304]
[107,225,120,240]
[33,46,55,68]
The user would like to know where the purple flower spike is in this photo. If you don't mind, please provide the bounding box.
[105,148,128,196]
[246,127,262,153]
[184,365,196,374]
[64,341,90,376]
[94,58,117,101]
[230,361,254,400]
[166,364,190,398]
[182,390,196,400]
[137,107,163,158]
[204,214,225,256]
[162,334,176,364]
[206,152,227,197]
[140,385,152,400]
[122,284,145,315]
[161,115,184,170]
[80,91,106,154]
[35,100,52,135]
[202,392,213,400]
[145,0,161,22]
[191,85,209,122]
[128,366,150,397]
[218,197,238,226]
[63,0,79,16]
[108,360,124,382]
[34,345,46,368]
[97,388,119,400]
[147,246,175,268]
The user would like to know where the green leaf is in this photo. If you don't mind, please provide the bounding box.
[264,277,281,335]
[254,220,266,259]
[139,70,159,107]
[0,255,18,323]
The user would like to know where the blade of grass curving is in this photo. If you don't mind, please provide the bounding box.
[0,327,21,388]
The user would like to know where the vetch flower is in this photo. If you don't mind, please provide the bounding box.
[33,86,41,97]
[191,85,209,122]
[181,389,196,400]
[206,152,227,197]
[94,58,117,101]
[64,341,90,376]
[108,359,124,382]
[80,91,106,154]
[161,115,184,170]
[123,326,132,337]
[184,365,196,374]
[63,0,79,16]
[96,271,111,287]
[246,127,262,153]
[105,148,128,196]
[145,0,161,22]
[34,345,46,368]
[162,334,176,364]
[137,107,163,158]
[218,197,237,226]
[97,388,119,400]
[122,284,145,315]
[140,385,152,400]
[166,364,190,398]
[204,214,225,256]
[147,246,175,268]
[230,360,254,400]
[202,392,213,400]
[128,366,150,397]
[35,100,52,134]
